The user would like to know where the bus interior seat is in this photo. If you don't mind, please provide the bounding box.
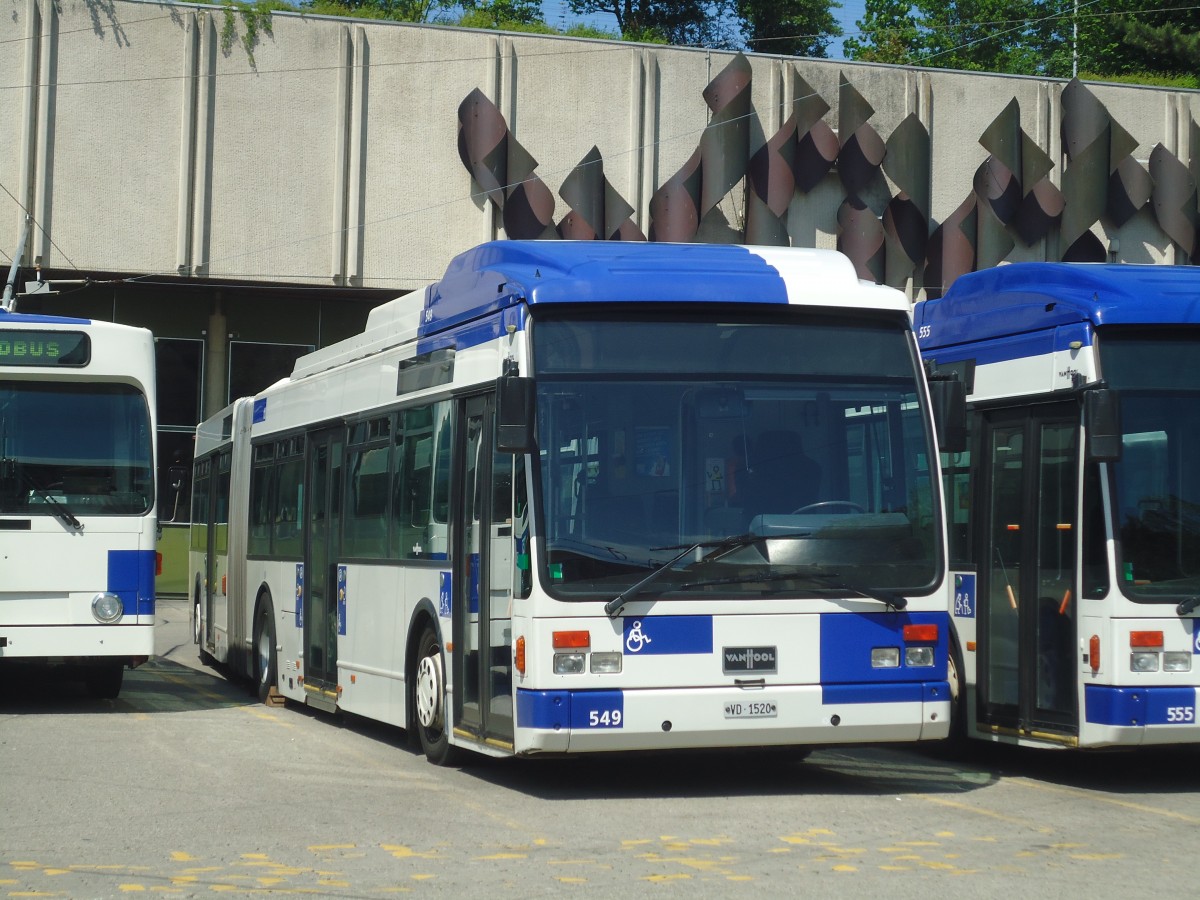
[742,429,821,517]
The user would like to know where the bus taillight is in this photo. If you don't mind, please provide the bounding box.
[1089,635,1100,674]
[515,636,526,675]
[1130,631,1163,648]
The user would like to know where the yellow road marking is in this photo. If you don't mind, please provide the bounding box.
[922,795,1054,833]
[1007,777,1200,825]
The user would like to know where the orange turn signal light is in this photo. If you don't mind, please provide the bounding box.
[515,636,526,674]
[1090,634,1100,673]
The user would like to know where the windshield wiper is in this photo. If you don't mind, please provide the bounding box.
[603,531,810,618]
[1178,596,1200,616]
[807,573,908,611]
[19,471,82,530]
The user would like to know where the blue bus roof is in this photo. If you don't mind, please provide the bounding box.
[422,240,902,329]
[915,263,1200,351]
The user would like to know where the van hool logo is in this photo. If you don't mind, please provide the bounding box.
[723,646,777,674]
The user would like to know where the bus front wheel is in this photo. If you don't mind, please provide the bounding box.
[413,625,463,766]
[254,601,278,704]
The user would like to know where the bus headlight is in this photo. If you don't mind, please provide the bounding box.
[590,652,622,674]
[871,647,900,668]
[1130,651,1159,673]
[1162,652,1192,672]
[905,646,935,667]
[553,653,586,675]
[91,592,124,623]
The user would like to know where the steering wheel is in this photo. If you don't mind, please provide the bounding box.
[791,500,866,515]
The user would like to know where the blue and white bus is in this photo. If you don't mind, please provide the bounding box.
[918,263,1200,749]
[193,240,954,764]
[0,311,157,698]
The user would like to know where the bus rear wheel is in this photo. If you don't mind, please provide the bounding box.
[254,601,278,704]
[413,625,463,766]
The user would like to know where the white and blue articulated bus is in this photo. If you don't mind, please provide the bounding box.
[0,312,157,698]
[194,241,953,764]
[918,263,1200,750]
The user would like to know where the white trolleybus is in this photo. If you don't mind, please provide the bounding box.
[0,310,157,698]
[918,263,1200,749]
[192,240,959,764]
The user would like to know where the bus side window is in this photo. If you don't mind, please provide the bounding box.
[274,452,304,559]
[1081,462,1109,598]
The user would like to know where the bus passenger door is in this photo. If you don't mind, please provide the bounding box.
[977,404,1078,737]
[206,450,232,656]
[303,426,343,705]
[452,394,515,748]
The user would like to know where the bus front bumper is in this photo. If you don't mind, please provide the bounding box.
[0,623,155,661]
[513,682,950,754]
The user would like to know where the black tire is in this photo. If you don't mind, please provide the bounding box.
[86,661,124,699]
[930,637,969,759]
[254,599,278,704]
[412,623,464,766]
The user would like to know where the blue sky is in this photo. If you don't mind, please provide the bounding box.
[539,1,868,60]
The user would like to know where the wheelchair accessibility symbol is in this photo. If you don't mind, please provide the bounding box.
[626,619,653,653]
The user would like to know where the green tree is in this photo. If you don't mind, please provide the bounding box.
[844,0,1200,81]
[845,0,1060,73]
[841,0,919,64]
[737,0,842,57]
[565,1,739,47]
[301,0,451,22]
[460,0,544,27]
[1080,2,1200,78]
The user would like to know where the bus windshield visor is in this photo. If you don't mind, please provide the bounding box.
[0,381,154,516]
[531,312,939,600]
[1099,327,1200,602]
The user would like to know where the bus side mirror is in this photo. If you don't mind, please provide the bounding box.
[1084,388,1122,462]
[928,378,967,455]
[497,375,535,454]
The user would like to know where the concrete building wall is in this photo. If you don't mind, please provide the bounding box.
[3,0,1199,299]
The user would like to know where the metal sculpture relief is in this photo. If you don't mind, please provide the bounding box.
[457,88,556,239]
[1060,79,1148,260]
[558,146,645,241]
[882,113,931,288]
[455,62,1196,281]
[648,53,753,242]
[835,76,886,282]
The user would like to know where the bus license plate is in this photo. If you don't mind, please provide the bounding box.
[724,700,777,719]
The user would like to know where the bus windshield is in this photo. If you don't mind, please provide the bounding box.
[0,381,153,516]
[532,311,939,600]
[1099,327,1200,602]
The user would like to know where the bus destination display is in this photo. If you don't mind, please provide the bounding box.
[0,330,89,367]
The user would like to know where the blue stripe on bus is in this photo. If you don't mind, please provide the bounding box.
[0,312,92,325]
[621,615,713,656]
[819,611,949,684]
[107,549,156,616]
[516,689,626,730]
[921,320,1092,368]
[1084,685,1198,726]
[821,681,948,705]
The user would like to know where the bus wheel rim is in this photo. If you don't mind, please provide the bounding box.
[415,653,442,729]
[258,628,271,683]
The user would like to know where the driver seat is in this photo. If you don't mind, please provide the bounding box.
[742,430,821,518]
